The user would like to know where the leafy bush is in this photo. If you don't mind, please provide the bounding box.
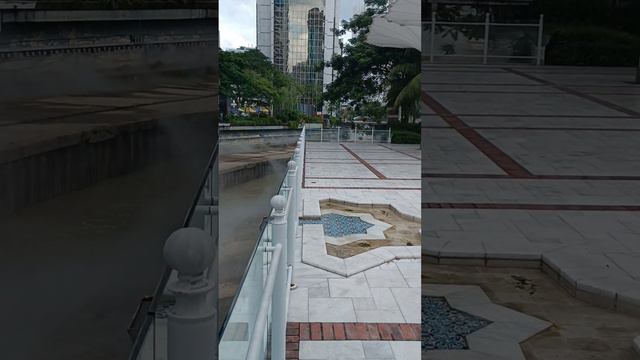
[227,115,282,126]
[545,26,640,66]
[390,122,420,133]
[288,121,300,129]
[391,130,420,144]
[276,109,302,123]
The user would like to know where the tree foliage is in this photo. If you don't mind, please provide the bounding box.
[323,0,420,122]
[220,48,301,112]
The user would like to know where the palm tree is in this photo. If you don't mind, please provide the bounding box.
[386,61,420,123]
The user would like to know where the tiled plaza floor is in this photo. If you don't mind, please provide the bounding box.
[422,64,640,356]
[287,142,422,359]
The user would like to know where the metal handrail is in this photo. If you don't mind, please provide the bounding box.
[245,244,283,360]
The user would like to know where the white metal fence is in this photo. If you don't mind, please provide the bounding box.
[423,13,545,65]
[306,127,391,143]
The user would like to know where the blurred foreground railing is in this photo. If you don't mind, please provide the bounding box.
[128,142,219,360]
[129,127,304,360]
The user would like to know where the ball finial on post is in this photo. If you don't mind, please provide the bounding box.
[287,160,296,171]
[271,194,286,212]
[162,227,217,360]
[163,227,214,279]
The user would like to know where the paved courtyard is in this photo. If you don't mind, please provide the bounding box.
[422,64,640,356]
[286,142,421,359]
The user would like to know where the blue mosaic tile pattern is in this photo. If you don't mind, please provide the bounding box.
[300,213,374,237]
[422,295,492,350]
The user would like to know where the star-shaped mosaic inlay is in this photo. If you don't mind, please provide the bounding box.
[301,213,374,237]
[422,295,492,350]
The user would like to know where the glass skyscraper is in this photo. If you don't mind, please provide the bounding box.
[257,0,338,115]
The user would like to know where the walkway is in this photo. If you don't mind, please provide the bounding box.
[287,142,422,359]
[422,65,640,325]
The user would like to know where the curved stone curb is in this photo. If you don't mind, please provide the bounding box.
[633,335,640,356]
[423,242,640,317]
[424,285,552,360]
[303,196,420,223]
[303,223,420,277]
[300,195,420,276]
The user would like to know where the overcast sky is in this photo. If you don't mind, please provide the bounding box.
[219,0,365,50]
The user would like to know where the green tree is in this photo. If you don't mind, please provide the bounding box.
[220,48,301,115]
[323,0,420,122]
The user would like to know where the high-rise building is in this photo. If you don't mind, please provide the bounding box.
[256,0,339,115]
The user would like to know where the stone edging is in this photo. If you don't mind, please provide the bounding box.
[303,223,420,277]
[423,244,640,318]
[303,197,420,223]
[301,197,420,276]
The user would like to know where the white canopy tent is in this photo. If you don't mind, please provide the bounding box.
[365,0,421,50]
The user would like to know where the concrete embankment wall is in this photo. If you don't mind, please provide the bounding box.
[0,41,216,100]
[220,158,287,189]
[0,17,217,100]
[219,129,299,188]
[0,112,217,216]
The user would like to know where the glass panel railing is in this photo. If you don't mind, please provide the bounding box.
[219,129,302,360]
[128,144,219,360]
[219,220,271,359]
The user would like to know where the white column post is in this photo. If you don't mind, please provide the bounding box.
[483,12,490,65]
[163,228,217,360]
[270,195,288,360]
[430,12,436,63]
[536,14,544,66]
[354,124,357,143]
[286,161,297,287]
[320,126,323,142]
[337,127,340,143]
[371,127,374,143]
[388,128,391,144]
[295,146,302,201]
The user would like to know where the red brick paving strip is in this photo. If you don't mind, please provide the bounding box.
[340,144,387,179]
[422,203,640,211]
[286,322,420,359]
[422,173,640,181]
[378,144,421,160]
[502,67,640,118]
[421,91,533,178]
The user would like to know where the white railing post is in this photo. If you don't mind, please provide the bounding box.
[270,195,288,360]
[320,126,323,142]
[337,127,340,143]
[163,227,217,360]
[371,127,374,143]
[388,128,391,144]
[483,12,490,65]
[245,244,282,360]
[536,14,544,66]
[295,146,302,198]
[430,12,436,63]
[286,160,297,287]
